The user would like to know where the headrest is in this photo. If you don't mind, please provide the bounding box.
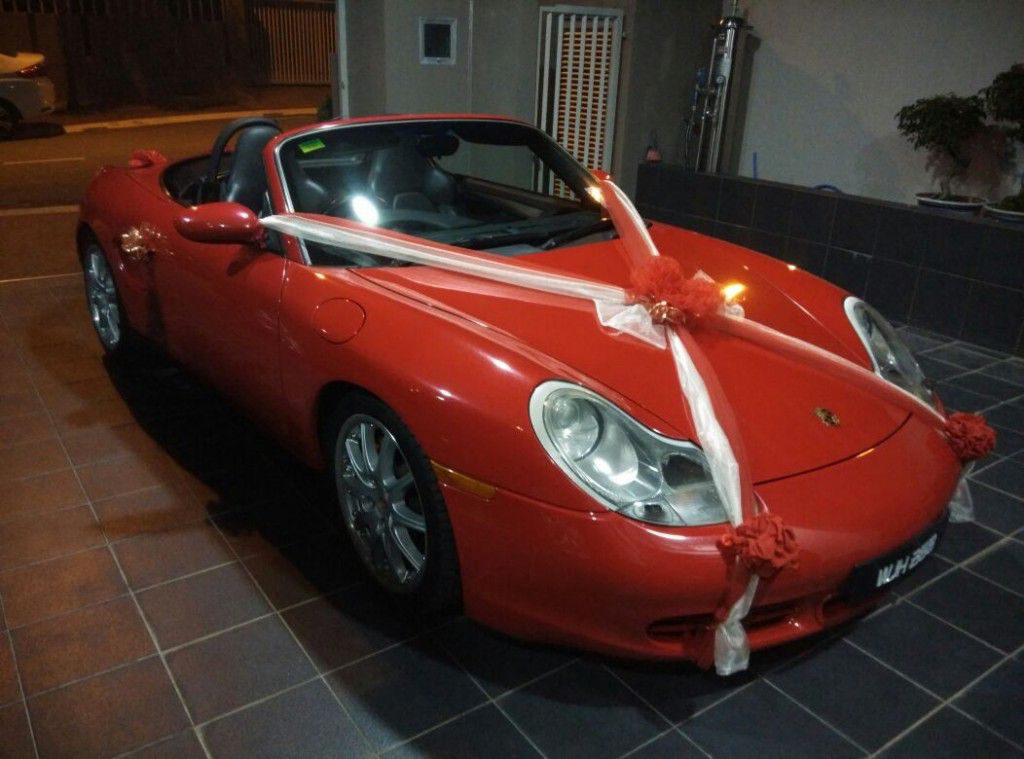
[416,134,459,158]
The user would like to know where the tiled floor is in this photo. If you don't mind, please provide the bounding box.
[0,273,1022,758]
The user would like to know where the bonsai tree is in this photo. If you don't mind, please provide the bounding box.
[983,63,1024,211]
[896,93,986,199]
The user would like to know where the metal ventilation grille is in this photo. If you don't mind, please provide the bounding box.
[536,6,623,196]
[248,0,335,85]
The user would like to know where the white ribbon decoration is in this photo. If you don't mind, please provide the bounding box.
[594,184,756,675]
[261,184,947,675]
[264,208,758,673]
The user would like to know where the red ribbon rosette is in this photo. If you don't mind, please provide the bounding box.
[719,513,800,579]
[944,412,997,462]
[628,256,724,325]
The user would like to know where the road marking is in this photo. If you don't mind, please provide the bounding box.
[0,272,79,285]
[63,107,317,133]
[3,156,85,166]
[0,205,79,217]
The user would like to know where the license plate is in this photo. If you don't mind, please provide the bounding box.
[842,512,948,599]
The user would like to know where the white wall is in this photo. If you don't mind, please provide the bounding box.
[344,0,717,195]
[728,0,1023,203]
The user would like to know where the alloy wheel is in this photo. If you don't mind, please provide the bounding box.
[84,247,121,352]
[335,414,428,591]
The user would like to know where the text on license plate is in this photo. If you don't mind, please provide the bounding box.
[875,533,938,588]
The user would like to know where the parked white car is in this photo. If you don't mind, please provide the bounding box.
[0,52,56,139]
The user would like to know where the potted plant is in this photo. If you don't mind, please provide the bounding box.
[982,63,1024,222]
[896,93,988,211]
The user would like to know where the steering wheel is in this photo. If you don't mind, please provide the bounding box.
[199,117,281,203]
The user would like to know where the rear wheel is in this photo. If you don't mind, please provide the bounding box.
[82,243,133,357]
[326,392,461,611]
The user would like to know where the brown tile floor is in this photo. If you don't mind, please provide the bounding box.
[0,214,79,281]
[0,274,1022,758]
[0,274,365,757]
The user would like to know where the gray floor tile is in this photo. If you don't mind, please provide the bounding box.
[767,640,939,751]
[605,658,756,725]
[989,401,1024,434]
[967,539,1024,593]
[989,425,1024,458]
[953,657,1024,748]
[980,359,1024,387]
[385,704,540,759]
[935,381,1000,413]
[847,602,1001,697]
[430,617,573,698]
[681,680,861,758]
[918,355,970,382]
[975,458,1024,499]
[899,328,949,354]
[970,482,1024,534]
[879,707,1021,758]
[201,681,372,758]
[923,344,1004,371]
[165,616,317,723]
[935,521,1003,562]
[625,730,704,758]
[326,639,485,752]
[498,661,668,759]
[911,569,1024,653]
[944,371,1024,402]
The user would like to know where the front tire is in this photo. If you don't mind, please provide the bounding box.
[326,392,461,612]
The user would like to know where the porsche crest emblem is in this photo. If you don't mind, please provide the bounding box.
[814,407,840,427]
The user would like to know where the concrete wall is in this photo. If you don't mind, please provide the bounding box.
[616,1,717,189]
[727,0,1024,204]
[381,0,473,113]
[343,0,718,195]
[345,0,388,116]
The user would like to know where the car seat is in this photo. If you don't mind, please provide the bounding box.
[367,144,457,213]
[220,124,282,213]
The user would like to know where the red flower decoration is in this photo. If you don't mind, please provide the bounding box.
[719,513,800,579]
[628,256,724,325]
[944,412,997,462]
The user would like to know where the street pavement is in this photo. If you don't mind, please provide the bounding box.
[0,112,314,280]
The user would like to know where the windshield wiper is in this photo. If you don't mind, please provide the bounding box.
[539,218,615,250]
[447,228,545,250]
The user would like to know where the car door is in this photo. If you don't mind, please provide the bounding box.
[150,221,287,432]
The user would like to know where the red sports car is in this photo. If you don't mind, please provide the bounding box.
[78,114,975,673]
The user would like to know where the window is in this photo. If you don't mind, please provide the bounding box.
[419,17,456,65]
[276,119,611,267]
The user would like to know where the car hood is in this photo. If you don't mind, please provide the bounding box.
[353,223,909,483]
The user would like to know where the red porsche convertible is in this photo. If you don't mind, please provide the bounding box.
[78,114,973,672]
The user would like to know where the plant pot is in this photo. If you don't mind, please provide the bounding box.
[915,193,987,214]
[983,204,1024,223]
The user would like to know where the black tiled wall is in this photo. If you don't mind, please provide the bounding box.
[635,164,1024,356]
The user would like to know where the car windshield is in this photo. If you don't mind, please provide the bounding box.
[276,119,614,266]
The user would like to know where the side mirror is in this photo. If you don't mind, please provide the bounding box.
[590,168,612,182]
[173,202,261,245]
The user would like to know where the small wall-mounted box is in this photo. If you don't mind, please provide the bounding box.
[420,17,457,65]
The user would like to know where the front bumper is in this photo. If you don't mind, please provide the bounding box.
[443,415,960,662]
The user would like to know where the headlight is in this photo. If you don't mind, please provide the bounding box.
[844,297,934,407]
[529,381,729,526]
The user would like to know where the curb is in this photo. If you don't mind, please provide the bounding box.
[63,107,317,134]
